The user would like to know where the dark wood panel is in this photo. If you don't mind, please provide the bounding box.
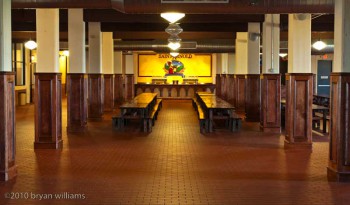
[328,73,350,182]
[67,74,88,133]
[114,74,124,105]
[260,74,281,133]
[221,74,227,100]
[285,73,313,149]
[104,74,114,112]
[235,75,246,112]
[227,74,235,105]
[34,73,63,149]
[125,74,134,100]
[215,74,221,97]
[0,72,17,181]
[245,74,260,122]
[88,74,104,121]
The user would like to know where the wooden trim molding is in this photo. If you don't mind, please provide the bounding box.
[88,74,104,121]
[245,74,261,122]
[104,74,114,112]
[125,74,134,100]
[260,74,281,133]
[34,73,63,149]
[67,74,88,133]
[235,74,246,113]
[284,73,313,149]
[114,74,124,106]
[0,72,17,181]
[328,73,350,182]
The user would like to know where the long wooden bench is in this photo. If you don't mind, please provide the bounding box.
[196,105,207,133]
[229,112,242,132]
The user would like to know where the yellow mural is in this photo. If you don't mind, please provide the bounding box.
[138,53,213,84]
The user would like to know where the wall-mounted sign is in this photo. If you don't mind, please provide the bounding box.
[320,76,329,79]
[138,53,212,77]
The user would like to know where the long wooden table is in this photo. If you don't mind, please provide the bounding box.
[312,104,329,133]
[119,93,157,132]
[197,93,235,132]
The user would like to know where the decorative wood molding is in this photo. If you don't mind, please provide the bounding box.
[0,72,17,181]
[260,74,281,133]
[88,74,104,121]
[34,73,63,149]
[114,74,124,106]
[104,74,114,112]
[328,73,350,182]
[245,74,261,122]
[235,74,246,112]
[67,74,88,133]
[125,74,134,100]
[284,73,313,149]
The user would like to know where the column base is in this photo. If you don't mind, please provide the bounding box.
[34,140,63,149]
[260,126,281,134]
[327,167,350,182]
[67,125,88,133]
[284,139,312,150]
[0,165,17,181]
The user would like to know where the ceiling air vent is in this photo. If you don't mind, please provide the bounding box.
[161,0,229,3]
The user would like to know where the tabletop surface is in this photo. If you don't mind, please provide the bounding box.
[120,93,157,109]
[199,95,235,109]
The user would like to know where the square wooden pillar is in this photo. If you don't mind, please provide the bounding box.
[235,74,246,113]
[260,74,281,133]
[0,72,17,181]
[114,74,124,106]
[328,73,350,182]
[227,74,235,105]
[215,74,221,97]
[67,74,88,133]
[104,74,114,112]
[34,73,63,149]
[284,73,313,149]
[88,74,104,121]
[245,74,261,122]
[124,74,134,100]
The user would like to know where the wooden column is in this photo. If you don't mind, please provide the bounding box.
[215,74,221,97]
[88,74,104,121]
[34,73,62,149]
[245,74,261,122]
[328,73,350,182]
[67,74,87,133]
[0,72,17,181]
[124,74,134,100]
[235,74,246,112]
[221,74,227,100]
[260,74,281,133]
[104,74,114,112]
[284,73,313,149]
[114,74,124,106]
[227,74,235,105]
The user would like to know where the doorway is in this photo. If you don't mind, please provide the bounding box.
[317,60,332,96]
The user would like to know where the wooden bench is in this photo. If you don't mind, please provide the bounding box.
[192,97,199,111]
[146,109,158,132]
[229,112,242,132]
[197,105,207,133]
[112,115,124,129]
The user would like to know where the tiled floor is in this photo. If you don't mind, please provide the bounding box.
[1,99,350,205]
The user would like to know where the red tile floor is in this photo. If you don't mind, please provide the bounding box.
[1,99,350,205]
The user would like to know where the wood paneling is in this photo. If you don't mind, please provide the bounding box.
[227,74,235,105]
[0,72,17,181]
[245,74,260,122]
[125,74,134,100]
[67,74,88,133]
[215,74,221,97]
[114,74,124,106]
[235,74,246,112]
[327,73,350,182]
[284,73,313,149]
[34,73,62,149]
[260,74,281,133]
[221,74,227,100]
[88,74,104,121]
[104,74,114,112]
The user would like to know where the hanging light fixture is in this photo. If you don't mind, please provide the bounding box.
[25,40,37,50]
[161,12,185,24]
[168,34,181,50]
[279,53,287,58]
[165,23,183,35]
[63,50,70,56]
[312,40,327,50]
[170,52,179,58]
[168,42,181,50]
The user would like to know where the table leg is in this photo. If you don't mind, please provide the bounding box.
[323,110,327,133]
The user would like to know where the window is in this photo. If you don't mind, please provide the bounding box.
[12,43,26,86]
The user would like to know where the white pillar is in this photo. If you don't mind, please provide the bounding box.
[125,54,134,74]
[235,32,248,74]
[288,14,312,73]
[262,14,280,74]
[36,9,59,73]
[102,32,114,74]
[216,54,222,74]
[247,23,260,74]
[68,9,85,73]
[114,51,123,74]
[88,22,102,73]
[227,53,235,74]
[334,0,350,73]
[0,0,11,72]
[221,53,229,74]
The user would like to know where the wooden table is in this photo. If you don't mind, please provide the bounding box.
[312,104,329,133]
[119,93,157,132]
[197,94,235,132]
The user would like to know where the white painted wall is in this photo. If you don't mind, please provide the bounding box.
[227,53,235,74]
[235,32,248,74]
[88,22,102,73]
[102,32,114,74]
[114,51,123,74]
[0,0,11,72]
